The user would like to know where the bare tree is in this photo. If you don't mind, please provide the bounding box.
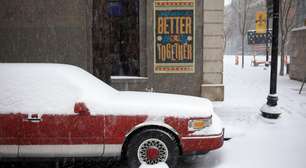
[224,6,235,53]
[232,0,252,68]
[279,0,296,76]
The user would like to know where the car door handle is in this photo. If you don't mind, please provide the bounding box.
[27,118,42,123]
[26,114,42,123]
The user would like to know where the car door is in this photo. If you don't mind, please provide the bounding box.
[16,67,106,157]
[0,113,22,157]
[19,103,104,157]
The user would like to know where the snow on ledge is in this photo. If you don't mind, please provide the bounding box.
[292,26,306,32]
[111,76,148,80]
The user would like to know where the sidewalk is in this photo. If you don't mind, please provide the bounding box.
[207,56,306,168]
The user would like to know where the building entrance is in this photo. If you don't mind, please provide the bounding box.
[108,0,140,76]
[92,0,140,84]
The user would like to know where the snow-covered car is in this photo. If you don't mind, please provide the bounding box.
[0,64,224,167]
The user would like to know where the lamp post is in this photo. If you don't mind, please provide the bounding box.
[265,0,273,67]
[261,0,281,119]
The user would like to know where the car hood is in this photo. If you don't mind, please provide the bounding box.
[101,91,213,118]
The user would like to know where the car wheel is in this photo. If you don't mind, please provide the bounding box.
[126,129,179,168]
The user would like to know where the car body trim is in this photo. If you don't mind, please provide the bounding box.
[125,121,180,139]
[0,144,124,158]
[181,129,224,140]
[0,145,18,157]
[18,144,104,157]
[103,144,122,157]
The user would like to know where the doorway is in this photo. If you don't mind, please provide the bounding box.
[92,0,140,83]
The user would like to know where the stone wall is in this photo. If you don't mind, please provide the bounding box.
[0,0,93,72]
[201,0,224,101]
[288,27,306,81]
[143,0,204,97]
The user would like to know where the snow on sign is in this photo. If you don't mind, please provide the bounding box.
[154,0,195,73]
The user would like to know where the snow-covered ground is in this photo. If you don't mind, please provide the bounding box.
[178,56,306,168]
[139,162,169,168]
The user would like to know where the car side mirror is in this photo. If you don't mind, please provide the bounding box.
[74,102,90,116]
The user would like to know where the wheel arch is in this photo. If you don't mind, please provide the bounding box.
[121,123,182,160]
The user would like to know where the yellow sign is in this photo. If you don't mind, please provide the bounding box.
[256,11,267,34]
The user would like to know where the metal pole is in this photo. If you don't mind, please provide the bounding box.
[265,12,269,67]
[261,0,281,119]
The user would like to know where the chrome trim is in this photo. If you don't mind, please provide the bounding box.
[181,130,224,140]
[103,144,122,157]
[0,145,18,157]
[125,121,180,139]
[18,144,104,157]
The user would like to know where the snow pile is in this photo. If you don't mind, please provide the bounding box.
[139,162,169,168]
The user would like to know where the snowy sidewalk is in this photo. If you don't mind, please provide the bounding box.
[179,56,306,168]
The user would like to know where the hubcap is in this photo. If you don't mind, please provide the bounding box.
[137,138,168,165]
[147,147,159,160]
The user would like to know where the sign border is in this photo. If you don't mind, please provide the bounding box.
[153,0,196,74]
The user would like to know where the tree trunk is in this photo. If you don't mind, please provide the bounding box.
[241,35,245,69]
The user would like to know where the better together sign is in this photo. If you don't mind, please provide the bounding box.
[154,0,195,73]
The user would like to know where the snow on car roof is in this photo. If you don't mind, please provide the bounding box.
[0,63,117,115]
[0,63,213,118]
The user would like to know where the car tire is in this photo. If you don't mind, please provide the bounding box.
[126,129,179,168]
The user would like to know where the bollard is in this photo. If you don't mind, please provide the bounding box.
[235,55,239,65]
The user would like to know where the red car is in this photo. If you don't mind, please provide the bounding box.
[0,64,224,168]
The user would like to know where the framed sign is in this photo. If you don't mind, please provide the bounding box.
[154,0,195,73]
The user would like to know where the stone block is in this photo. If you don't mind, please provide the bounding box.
[203,61,223,73]
[204,23,223,36]
[204,48,224,61]
[203,72,223,84]
[204,11,223,23]
[204,0,224,10]
[201,84,224,101]
[203,36,224,49]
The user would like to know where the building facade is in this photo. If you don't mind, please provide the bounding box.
[0,0,224,101]
[288,1,306,81]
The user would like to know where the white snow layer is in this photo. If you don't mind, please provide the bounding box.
[0,63,213,118]
[139,162,169,168]
[0,63,117,115]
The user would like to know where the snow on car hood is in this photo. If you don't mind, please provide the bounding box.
[89,91,213,118]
